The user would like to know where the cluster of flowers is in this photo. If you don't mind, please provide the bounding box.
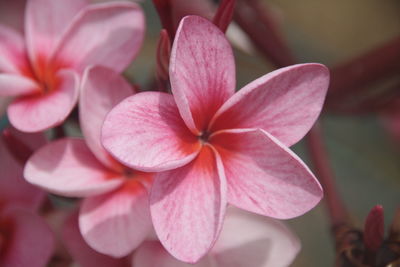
[0,0,330,266]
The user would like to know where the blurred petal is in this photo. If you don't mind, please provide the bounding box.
[212,207,301,267]
[170,15,235,133]
[24,138,124,198]
[8,69,79,132]
[210,64,329,147]
[0,132,44,211]
[79,180,151,258]
[80,66,133,170]
[53,2,145,73]
[0,24,29,73]
[0,74,39,96]
[211,129,323,219]
[25,0,87,62]
[132,241,212,267]
[102,91,201,172]
[63,210,130,267]
[0,207,54,267]
[150,146,227,263]
[0,0,26,32]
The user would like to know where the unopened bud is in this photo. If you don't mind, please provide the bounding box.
[364,205,384,252]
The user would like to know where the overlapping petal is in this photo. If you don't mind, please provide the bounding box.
[7,69,79,132]
[0,131,45,211]
[102,91,201,172]
[25,0,87,63]
[210,64,329,147]
[24,138,124,198]
[0,207,54,267]
[53,2,145,73]
[132,241,212,267]
[80,66,133,170]
[0,74,38,96]
[211,128,323,219]
[170,15,235,133]
[79,180,151,258]
[0,25,28,73]
[150,146,227,263]
[63,210,130,267]
[212,207,301,267]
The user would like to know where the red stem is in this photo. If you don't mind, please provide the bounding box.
[234,0,296,67]
[306,124,349,226]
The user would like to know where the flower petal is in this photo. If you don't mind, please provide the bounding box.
[102,91,201,172]
[0,131,45,211]
[8,69,79,132]
[25,0,87,62]
[80,66,133,170]
[150,145,227,263]
[62,210,130,267]
[170,15,235,133]
[132,241,212,267]
[210,64,330,147]
[79,180,152,258]
[24,138,124,198]
[0,207,54,267]
[212,207,301,267]
[211,128,323,219]
[53,2,145,73]
[0,74,39,96]
[0,25,29,73]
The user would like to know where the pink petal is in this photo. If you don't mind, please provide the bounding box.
[79,180,151,258]
[0,132,45,211]
[53,2,145,73]
[0,24,29,73]
[80,66,133,170]
[25,0,87,63]
[211,207,301,267]
[24,138,124,198]
[102,91,201,172]
[170,15,235,133]
[0,74,39,96]
[210,64,330,147]
[211,128,323,219]
[132,241,212,267]
[150,146,227,263]
[0,206,54,267]
[7,69,79,132]
[62,210,130,267]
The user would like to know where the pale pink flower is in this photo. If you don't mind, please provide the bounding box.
[133,207,301,267]
[0,129,54,267]
[0,0,144,132]
[102,15,329,262]
[24,66,153,257]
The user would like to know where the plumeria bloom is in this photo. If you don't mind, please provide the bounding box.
[133,207,301,267]
[0,0,144,132]
[0,129,54,267]
[24,66,153,257]
[103,15,329,262]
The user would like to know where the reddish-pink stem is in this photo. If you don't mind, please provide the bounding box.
[306,124,349,226]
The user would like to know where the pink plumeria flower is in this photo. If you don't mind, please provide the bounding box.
[102,15,329,262]
[0,129,54,267]
[24,66,153,258]
[133,206,300,267]
[0,0,144,132]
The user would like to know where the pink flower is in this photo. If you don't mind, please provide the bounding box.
[24,66,153,257]
[102,15,329,262]
[133,207,301,267]
[0,0,144,132]
[0,129,54,267]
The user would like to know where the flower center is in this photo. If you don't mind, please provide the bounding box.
[199,131,211,144]
[123,168,136,179]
